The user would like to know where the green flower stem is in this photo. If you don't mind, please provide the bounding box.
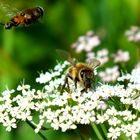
[136,110,139,116]
[100,124,109,140]
[91,123,104,140]
[125,104,130,110]
[137,46,140,62]
[26,120,48,140]
[74,128,85,140]
[117,63,125,74]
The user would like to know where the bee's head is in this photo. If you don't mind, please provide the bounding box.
[4,22,13,29]
[36,6,44,17]
[80,69,93,90]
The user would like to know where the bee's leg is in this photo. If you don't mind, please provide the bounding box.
[4,21,15,29]
[93,83,96,91]
[92,76,97,91]
[81,88,85,93]
[25,19,32,25]
[81,87,88,93]
[66,76,70,90]
[74,78,78,90]
[62,74,69,91]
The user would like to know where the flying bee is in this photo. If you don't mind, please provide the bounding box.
[57,50,101,92]
[0,6,44,29]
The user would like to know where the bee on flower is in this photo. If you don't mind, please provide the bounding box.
[56,50,101,92]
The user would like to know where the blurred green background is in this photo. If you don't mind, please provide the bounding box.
[0,0,140,139]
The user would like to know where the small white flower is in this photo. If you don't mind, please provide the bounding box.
[125,26,140,42]
[96,101,107,110]
[86,52,96,62]
[36,72,52,83]
[119,110,136,121]
[125,124,139,140]
[112,50,130,63]
[4,118,17,132]
[17,84,30,91]
[107,127,121,140]
[132,99,140,110]
[96,114,106,124]
[35,119,44,133]
[17,84,30,95]
[54,63,62,71]
[51,119,60,130]
[51,71,60,77]
[72,31,100,53]
[117,74,131,82]
[97,49,109,64]
[2,88,15,97]
[108,117,121,126]
[120,97,133,105]
[106,107,117,116]
[99,66,120,82]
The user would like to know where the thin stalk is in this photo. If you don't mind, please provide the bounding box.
[120,63,126,73]
[136,110,139,117]
[74,128,85,140]
[137,46,140,63]
[125,104,130,110]
[91,123,104,140]
[100,124,109,140]
[26,120,48,140]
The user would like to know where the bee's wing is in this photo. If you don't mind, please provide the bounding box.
[0,2,19,20]
[7,8,19,17]
[88,58,101,69]
[56,49,77,66]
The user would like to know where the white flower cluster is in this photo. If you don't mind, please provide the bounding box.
[86,49,109,65]
[118,64,140,85]
[72,31,100,53]
[125,26,140,43]
[99,66,120,82]
[1,61,140,140]
[112,50,130,63]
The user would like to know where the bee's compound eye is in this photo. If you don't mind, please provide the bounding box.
[4,22,13,29]
[80,70,84,78]
[36,6,44,17]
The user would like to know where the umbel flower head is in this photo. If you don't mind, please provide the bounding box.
[1,61,140,140]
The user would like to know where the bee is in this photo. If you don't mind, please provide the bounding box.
[0,6,44,29]
[57,50,101,92]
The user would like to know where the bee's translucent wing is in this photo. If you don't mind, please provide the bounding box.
[56,49,77,66]
[0,2,19,19]
[7,8,19,17]
[88,58,101,68]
